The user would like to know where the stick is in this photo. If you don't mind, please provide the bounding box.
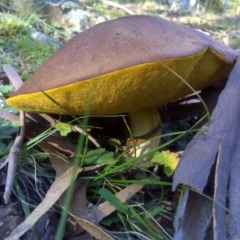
[4,110,26,204]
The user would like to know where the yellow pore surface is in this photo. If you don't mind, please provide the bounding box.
[6,48,232,115]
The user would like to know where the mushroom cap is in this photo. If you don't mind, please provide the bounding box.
[7,15,237,115]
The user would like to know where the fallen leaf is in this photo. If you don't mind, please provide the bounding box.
[99,188,128,213]
[93,183,144,223]
[5,154,82,240]
[58,179,97,236]
[173,189,213,240]
[173,53,240,239]
[3,65,23,90]
[69,212,114,240]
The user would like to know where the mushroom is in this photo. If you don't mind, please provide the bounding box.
[6,15,237,160]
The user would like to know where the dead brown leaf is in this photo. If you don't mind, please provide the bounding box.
[5,154,82,240]
[93,183,144,223]
[3,65,23,91]
[69,212,114,240]
[173,54,240,239]
[59,182,144,238]
[58,179,97,237]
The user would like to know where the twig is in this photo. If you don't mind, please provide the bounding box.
[72,125,101,148]
[0,2,17,12]
[4,110,26,204]
[0,157,9,170]
[100,0,134,15]
[3,65,23,90]
[0,109,78,157]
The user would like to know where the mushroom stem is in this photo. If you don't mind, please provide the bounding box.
[126,107,161,161]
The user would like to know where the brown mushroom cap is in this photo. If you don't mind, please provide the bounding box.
[6,15,237,115]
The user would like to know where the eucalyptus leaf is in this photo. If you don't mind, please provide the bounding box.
[99,188,128,213]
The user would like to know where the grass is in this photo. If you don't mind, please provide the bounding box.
[6,116,181,239]
[1,2,240,239]
[0,12,60,79]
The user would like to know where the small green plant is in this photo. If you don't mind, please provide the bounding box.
[152,151,180,176]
